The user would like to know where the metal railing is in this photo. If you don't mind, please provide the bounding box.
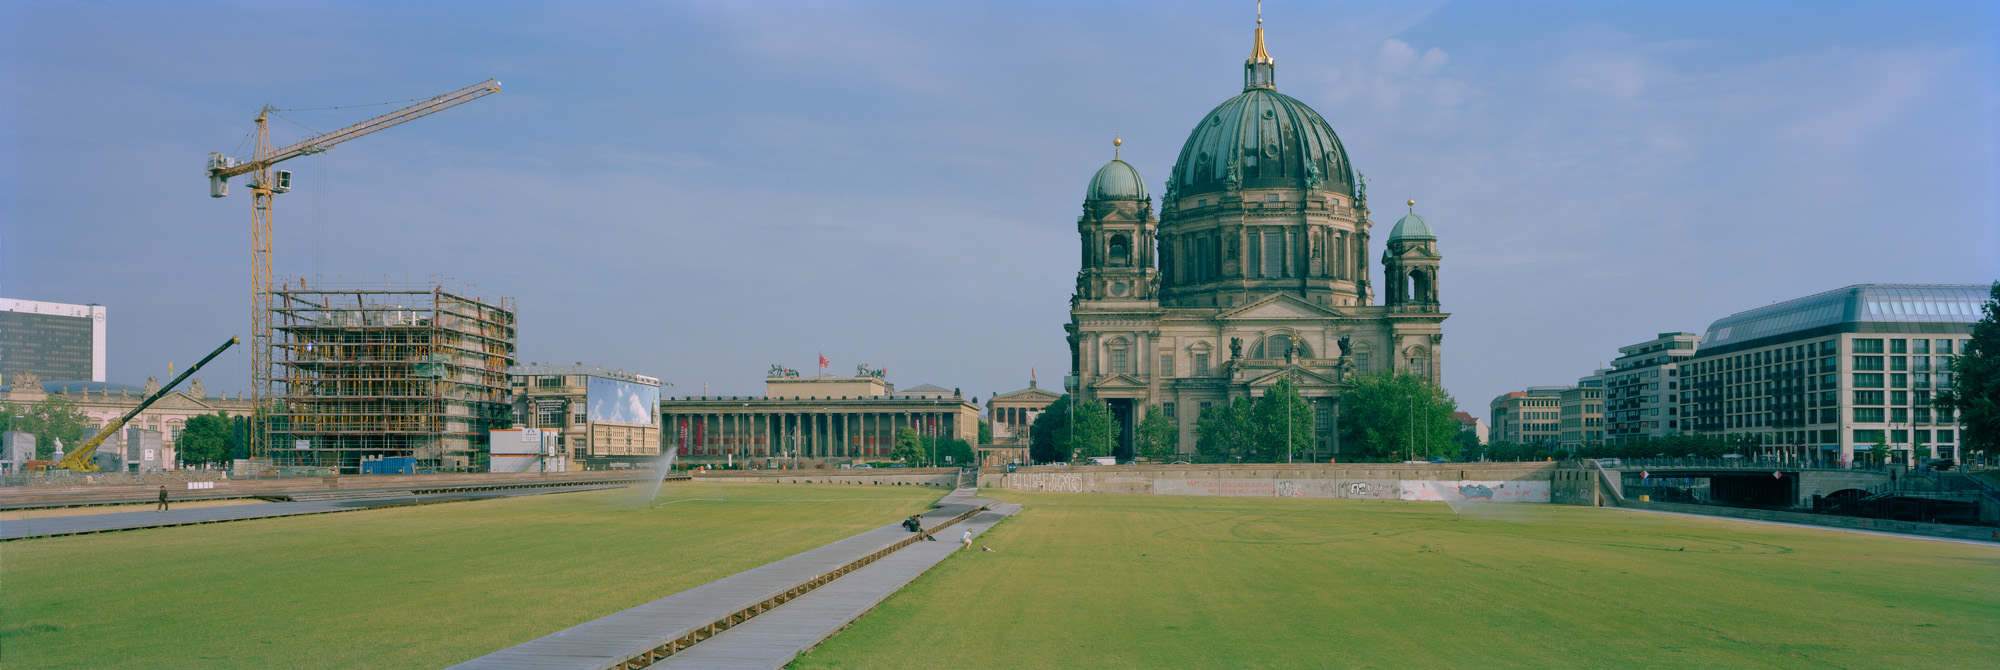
[1606,457,1886,472]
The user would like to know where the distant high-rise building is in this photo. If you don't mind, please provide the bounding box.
[1559,376,1605,449]
[1680,284,1985,464]
[0,298,106,382]
[1600,332,1701,443]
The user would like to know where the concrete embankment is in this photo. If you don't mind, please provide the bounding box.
[691,467,960,487]
[1,470,650,509]
[980,463,1560,502]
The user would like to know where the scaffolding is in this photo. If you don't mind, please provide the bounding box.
[269,277,516,473]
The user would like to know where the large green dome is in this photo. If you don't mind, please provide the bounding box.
[1170,88,1358,201]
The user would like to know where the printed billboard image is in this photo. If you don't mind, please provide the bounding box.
[588,378,659,425]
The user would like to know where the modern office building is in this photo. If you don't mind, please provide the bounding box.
[1064,19,1448,461]
[1558,382,1604,449]
[0,298,106,382]
[1679,284,1984,464]
[509,363,663,468]
[657,370,980,467]
[1489,386,1568,446]
[1601,332,1700,443]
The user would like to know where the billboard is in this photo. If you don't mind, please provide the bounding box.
[588,377,658,425]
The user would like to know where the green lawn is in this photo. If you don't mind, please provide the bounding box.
[794,490,2000,669]
[1,482,937,669]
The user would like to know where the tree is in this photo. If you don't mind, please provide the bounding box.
[178,412,232,466]
[1337,372,1462,462]
[977,420,993,445]
[933,436,976,466]
[1869,434,1893,466]
[1936,281,1998,464]
[1135,409,1179,462]
[0,396,96,459]
[1251,378,1313,462]
[1195,396,1258,461]
[1028,395,1072,464]
[1064,399,1115,459]
[892,428,925,465]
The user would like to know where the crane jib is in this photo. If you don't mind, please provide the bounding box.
[207,78,500,181]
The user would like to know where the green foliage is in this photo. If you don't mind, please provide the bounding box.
[1870,435,1894,466]
[1337,373,1462,462]
[1467,434,1761,462]
[1028,395,1072,464]
[1063,399,1115,459]
[977,420,993,445]
[1135,409,1179,462]
[0,396,96,459]
[892,428,925,464]
[933,436,976,466]
[1251,378,1314,462]
[177,413,232,466]
[1936,281,1998,463]
[1195,396,1256,461]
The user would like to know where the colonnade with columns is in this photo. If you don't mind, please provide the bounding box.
[659,407,966,461]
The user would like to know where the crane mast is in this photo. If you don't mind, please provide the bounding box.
[208,79,500,459]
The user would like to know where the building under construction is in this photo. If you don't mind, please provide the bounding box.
[269,279,516,473]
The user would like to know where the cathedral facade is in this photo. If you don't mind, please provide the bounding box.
[1065,22,1447,460]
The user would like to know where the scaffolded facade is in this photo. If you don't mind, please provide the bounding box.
[269,280,516,472]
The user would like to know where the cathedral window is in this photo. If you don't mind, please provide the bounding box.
[1262,232,1284,278]
[1109,234,1131,267]
[1194,353,1210,377]
[1159,354,1175,377]
[1252,335,1311,359]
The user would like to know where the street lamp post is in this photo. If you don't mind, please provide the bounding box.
[1406,394,1415,462]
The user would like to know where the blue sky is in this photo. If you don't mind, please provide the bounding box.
[3,1,1995,415]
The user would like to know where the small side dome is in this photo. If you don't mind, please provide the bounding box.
[1389,212,1435,240]
[1087,159,1149,202]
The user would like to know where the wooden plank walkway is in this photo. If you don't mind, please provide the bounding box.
[653,501,1020,669]
[0,484,629,541]
[446,489,1003,670]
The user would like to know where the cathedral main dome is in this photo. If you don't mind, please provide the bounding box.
[1168,28,1358,201]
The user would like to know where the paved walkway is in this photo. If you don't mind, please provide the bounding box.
[0,484,628,541]
[654,500,1019,669]
[446,489,1008,670]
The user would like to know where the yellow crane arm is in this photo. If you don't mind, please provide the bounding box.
[208,78,501,180]
[57,336,239,472]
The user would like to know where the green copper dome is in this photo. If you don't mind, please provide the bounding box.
[1087,158,1148,202]
[1389,211,1435,240]
[1168,25,1357,203]
[1171,89,1357,201]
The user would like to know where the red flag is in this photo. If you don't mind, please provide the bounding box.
[1031,368,1036,381]
[819,354,829,368]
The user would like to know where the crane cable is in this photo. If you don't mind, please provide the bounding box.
[269,95,436,113]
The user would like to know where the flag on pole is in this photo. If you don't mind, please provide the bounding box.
[819,354,829,368]
[1031,368,1036,381]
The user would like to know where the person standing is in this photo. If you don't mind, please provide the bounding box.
[157,486,170,512]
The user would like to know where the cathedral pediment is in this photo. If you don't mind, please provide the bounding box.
[1215,294,1346,321]
[1246,366,1341,387]
[1089,374,1148,389]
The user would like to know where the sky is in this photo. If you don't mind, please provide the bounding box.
[3,0,1995,416]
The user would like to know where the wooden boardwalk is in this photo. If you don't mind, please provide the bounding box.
[0,484,628,541]
[446,489,1008,670]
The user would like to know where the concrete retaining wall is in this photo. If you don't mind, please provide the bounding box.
[0,470,649,509]
[979,463,1558,502]
[691,468,959,487]
[1616,499,2000,543]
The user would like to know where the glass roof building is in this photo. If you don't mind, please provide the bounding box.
[1681,284,1987,465]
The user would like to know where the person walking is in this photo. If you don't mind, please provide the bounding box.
[157,486,170,512]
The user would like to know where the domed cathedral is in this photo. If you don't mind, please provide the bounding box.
[1064,16,1449,461]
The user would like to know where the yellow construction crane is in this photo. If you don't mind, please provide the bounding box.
[206,78,500,457]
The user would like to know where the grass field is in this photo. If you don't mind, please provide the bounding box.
[794,490,2000,669]
[1,482,936,669]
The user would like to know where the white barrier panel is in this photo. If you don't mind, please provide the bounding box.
[1148,477,1549,503]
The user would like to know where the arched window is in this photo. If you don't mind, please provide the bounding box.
[1109,234,1131,267]
[1409,268,1430,303]
[1252,334,1313,359]
[1108,337,1131,374]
